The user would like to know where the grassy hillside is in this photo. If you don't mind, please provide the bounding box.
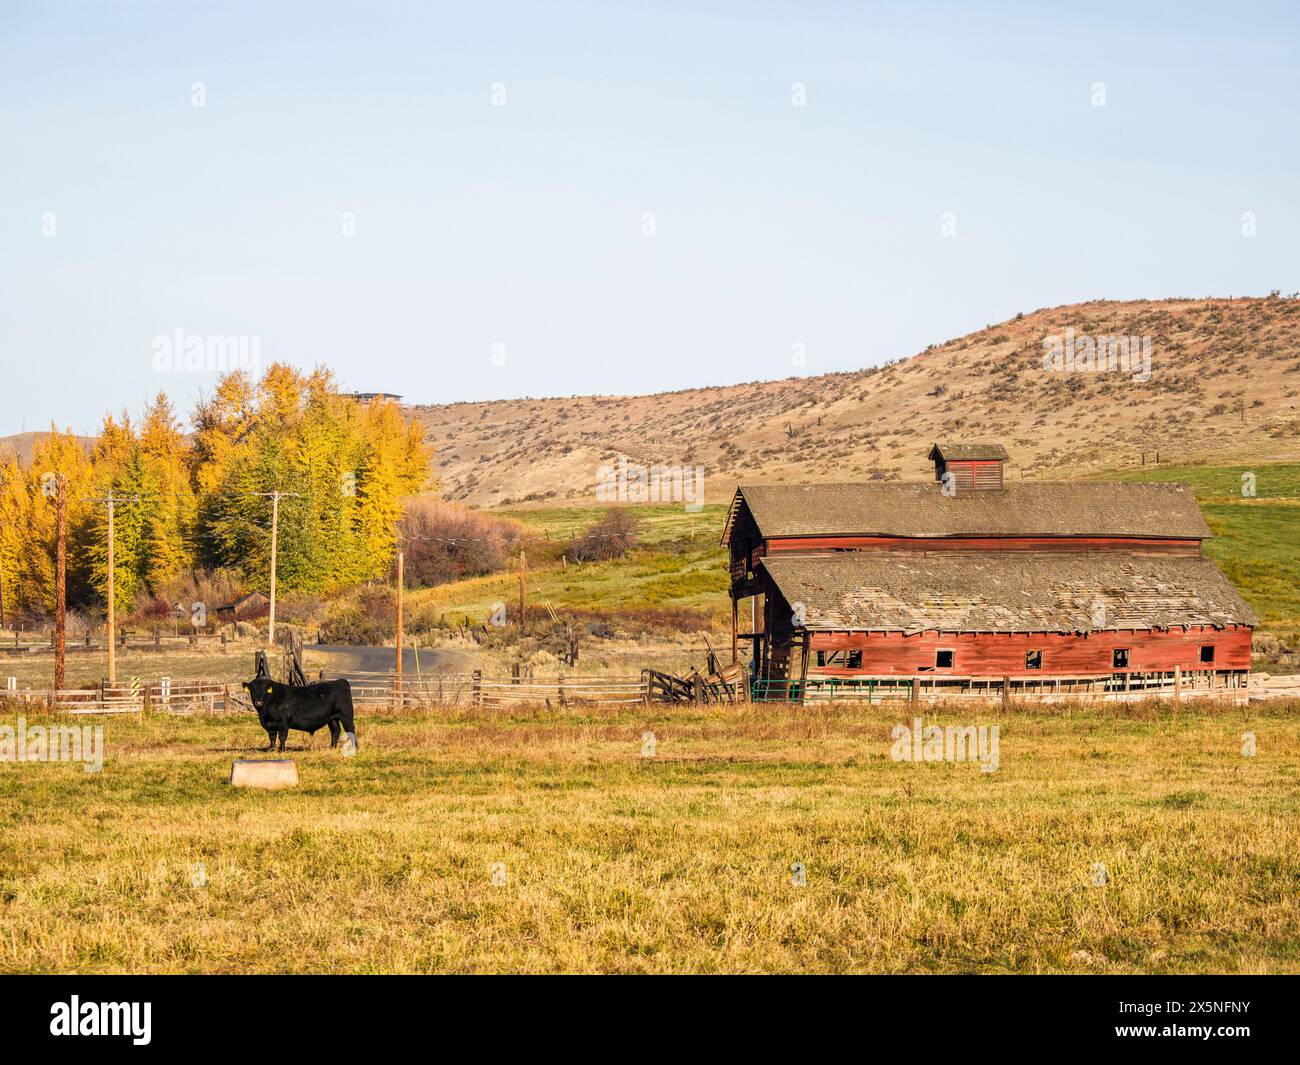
[1101,461,1300,499]
[405,504,729,628]
[411,296,1300,508]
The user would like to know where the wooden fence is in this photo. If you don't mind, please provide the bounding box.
[0,671,651,714]
[0,632,231,657]
[752,668,1251,705]
[320,670,648,708]
[0,666,1255,715]
[2,678,240,715]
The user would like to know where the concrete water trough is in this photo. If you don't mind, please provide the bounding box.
[230,759,299,789]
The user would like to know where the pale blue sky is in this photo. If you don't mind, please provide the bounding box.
[1,0,1297,434]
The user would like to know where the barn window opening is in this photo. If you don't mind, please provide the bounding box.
[936,649,954,669]
[1200,645,1215,664]
[1113,648,1130,669]
[816,649,864,669]
[1025,650,1043,670]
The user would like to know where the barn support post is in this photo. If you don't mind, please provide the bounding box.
[797,633,810,702]
[731,597,738,665]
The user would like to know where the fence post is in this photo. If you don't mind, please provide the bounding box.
[910,676,919,712]
[1174,666,1182,705]
[1001,676,1010,712]
[223,684,231,713]
[473,669,482,706]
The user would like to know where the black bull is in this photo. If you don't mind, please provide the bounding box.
[242,677,356,752]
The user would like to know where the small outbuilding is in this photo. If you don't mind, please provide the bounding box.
[216,590,271,620]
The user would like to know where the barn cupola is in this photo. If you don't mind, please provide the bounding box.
[928,441,1009,493]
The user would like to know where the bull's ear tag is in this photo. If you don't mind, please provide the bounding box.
[340,733,357,757]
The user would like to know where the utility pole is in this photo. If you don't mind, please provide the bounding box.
[394,548,404,702]
[518,550,527,631]
[250,491,298,649]
[54,475,67,693]
[268,490,279,649]
[83,490,140,687]
[106,496,115,685]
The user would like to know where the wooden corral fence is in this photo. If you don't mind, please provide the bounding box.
[320,670,648,708]
[0,632,232,657]
[751,668,1250,705]
[1,671,655,714]
[0,666,1253,715]
[2,677,242,715]
[645,662,748,704]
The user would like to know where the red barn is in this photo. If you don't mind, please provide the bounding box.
[722,443,1256,700]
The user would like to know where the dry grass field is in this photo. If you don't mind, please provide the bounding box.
[3,698,1298,974]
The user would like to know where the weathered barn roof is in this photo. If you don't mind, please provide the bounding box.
[217,590,270,612]
[760,553,1257,633]
[723,482,1211,543]
[928,441,1010,462]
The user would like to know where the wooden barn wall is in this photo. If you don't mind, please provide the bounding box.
[763,536,1202,556]
[729,502,762,575]
[807,626,1252,676]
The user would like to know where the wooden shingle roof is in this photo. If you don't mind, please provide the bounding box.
[928,441,1010,462]
[760,553,1257,634]
[725,482,1211,542]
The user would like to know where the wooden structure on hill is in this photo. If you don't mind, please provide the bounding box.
[722,442,1255,701]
